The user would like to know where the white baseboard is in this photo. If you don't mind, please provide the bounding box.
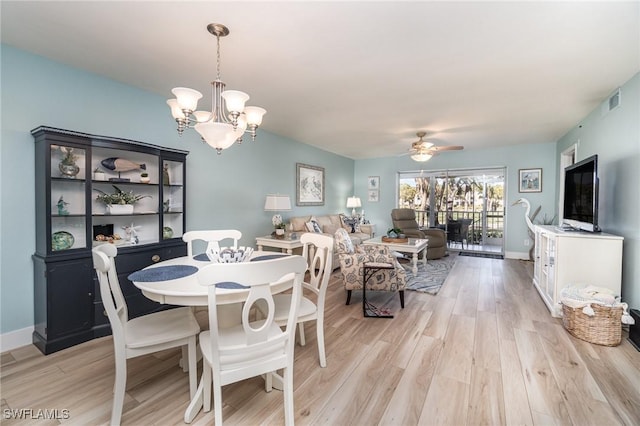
[505,251,531,261]
[1,326,34,353]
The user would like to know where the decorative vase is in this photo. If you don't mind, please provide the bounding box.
[163,226,173,240]
[140,176,150,184]
[93,171,106,181]
[59,162,80,179]
[275,228,285,236]
[106,204,134,215]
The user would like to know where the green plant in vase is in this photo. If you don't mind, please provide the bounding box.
[95,185,150,215]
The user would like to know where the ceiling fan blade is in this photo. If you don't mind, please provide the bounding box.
[430,145,464,152]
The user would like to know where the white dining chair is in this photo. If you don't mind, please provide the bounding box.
[273,233,333,367]
[193,255,307,426]
[182,229,241,257]
[92,244,200,426]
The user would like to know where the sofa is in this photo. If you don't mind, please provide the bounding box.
[287,213,374,267]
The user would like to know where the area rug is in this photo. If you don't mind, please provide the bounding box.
[400,253,457,295]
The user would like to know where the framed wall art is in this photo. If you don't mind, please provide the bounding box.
[368,190,379,202]
[519,168,542,193]
[296,163,325,206]
[368,176,379,190]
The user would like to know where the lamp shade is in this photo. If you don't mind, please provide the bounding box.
[346,196,362,208]
[264,194,291,211]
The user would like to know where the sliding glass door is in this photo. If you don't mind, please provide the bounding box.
[398,167,505,256]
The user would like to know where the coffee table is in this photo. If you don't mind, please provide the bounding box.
[363,236,428,275]
[255,234,303,254]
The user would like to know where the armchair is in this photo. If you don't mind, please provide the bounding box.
[391,208,446,259]
[334,229,406,308]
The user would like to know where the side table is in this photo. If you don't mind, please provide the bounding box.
[362,262,395,318]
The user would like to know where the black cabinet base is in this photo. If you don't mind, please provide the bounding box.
[33,329,96,355]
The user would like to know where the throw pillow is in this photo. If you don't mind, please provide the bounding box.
[306,218,322,233]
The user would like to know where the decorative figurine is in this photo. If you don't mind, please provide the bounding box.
[163,163,170,186]
[57,196,70,215]
[122,223,141,245]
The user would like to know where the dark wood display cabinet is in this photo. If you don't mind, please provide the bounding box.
[32,127,189,354]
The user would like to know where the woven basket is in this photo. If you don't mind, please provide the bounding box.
[561,303,622,346]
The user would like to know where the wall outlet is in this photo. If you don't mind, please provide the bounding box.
[524,239,530,246]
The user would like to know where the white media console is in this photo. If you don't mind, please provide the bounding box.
[533,225,623,317]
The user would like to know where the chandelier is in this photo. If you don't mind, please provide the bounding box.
[166,23,266,154]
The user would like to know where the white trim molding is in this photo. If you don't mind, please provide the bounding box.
[1,326,34,353]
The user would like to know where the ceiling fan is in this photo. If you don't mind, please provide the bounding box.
[406,131,464,162]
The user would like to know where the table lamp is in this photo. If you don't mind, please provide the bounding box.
[264,194,292,234]
[346,196,361,217]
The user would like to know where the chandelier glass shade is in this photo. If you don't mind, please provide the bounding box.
[167,23,266,154]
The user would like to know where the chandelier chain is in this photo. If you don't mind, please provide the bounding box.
[216,34,221,81]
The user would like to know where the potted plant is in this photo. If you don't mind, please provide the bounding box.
[387,227,403,238]
[140,172,150,184]
[93,167,106,181]
[274,222,286,236]
[94,185,150,215]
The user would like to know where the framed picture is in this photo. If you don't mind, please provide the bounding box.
[368,176,380,190]
[296,163,325,206]
[368,189,379,202]
[519,168,542,193]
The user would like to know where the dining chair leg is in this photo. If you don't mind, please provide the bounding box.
[317,316,326,368]
[187,338,197,399]
[203,364,212,412]
[111,354,127,425]
[298,322,306,346]
[213,380,223,426]
[181,346,189,372]
[283,366,294,426]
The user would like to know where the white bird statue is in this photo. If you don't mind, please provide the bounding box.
[512,198,541,261]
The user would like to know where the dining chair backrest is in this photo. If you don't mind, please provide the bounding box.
[182,229,242,257]
[93,244,128,345]
[300,232,333,305]
[196,255,307,377]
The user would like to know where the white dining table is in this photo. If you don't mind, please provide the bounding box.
[128,251,298,423]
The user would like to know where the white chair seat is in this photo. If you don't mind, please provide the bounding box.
[273,294,317,321]
[126,307,200,349]
[199,322,286,372]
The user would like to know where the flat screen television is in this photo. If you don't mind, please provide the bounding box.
[562,154,600,232]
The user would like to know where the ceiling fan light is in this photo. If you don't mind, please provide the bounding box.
[171,87,203,112]
[411,152,433,162]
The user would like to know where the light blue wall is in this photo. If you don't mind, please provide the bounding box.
[354,144,558,255]
[556,72,640,309]
[0,45,354,334]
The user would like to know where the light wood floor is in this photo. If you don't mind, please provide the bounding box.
[2,256,639,425]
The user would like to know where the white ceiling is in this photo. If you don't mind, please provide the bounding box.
[2,1,638,159]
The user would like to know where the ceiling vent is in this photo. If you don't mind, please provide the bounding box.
[602,88,621,115]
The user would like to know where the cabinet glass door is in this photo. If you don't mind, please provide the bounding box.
[161,159,184,240]
[50,144,87,252]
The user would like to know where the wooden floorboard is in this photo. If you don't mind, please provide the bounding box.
[2,256,639,425]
